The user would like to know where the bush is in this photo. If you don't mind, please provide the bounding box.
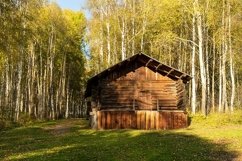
[0,120,21,131]
[0,120,6,130]
[18,113,33,126]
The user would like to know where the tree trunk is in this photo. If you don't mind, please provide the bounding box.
[65,85,69,119]
[228,0,235,112]
[99,11,104,71]
[222,0,228,112]
[195,0,207,115]
[191,9,196,114]
[131,0,135,56]
[106,22,111,66]
[211,36,216,112]
[205,28,210,114]
[121,18,126,60]
[15,59,22,121]
[219,51,222,112]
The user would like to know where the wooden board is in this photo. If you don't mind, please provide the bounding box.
[95,110,187,130]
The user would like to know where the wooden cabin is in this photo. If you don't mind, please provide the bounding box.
[85,53,192,130]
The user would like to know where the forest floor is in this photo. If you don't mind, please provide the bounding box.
[0,112,242,161]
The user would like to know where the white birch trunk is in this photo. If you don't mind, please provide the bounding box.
[191,10,196,114]
[5,62,9,115]
[65,86,69,119]
[15,59,22,121]
[106,22,111,65]
[99,12,104,68]
[38,47,43,118]
[222,0,228,112]
[196,0,207,115]
[205,28,210,114]
[121,18,126,60]
[211,37,216,112]
[219,52,222,112]
[228,0,235,112]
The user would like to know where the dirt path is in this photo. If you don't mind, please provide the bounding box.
[43,119,84,135]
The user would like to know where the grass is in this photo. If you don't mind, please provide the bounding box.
[0,111,242,161]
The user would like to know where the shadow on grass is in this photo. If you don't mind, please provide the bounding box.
[0,119,238,161]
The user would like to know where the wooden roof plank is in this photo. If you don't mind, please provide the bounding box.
[145,59,153,67]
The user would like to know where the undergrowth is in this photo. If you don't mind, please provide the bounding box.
[190,109,242,127]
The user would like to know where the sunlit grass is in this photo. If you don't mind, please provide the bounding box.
[190,109,242,127]
[0,111,242,161]
[8,145,76,160]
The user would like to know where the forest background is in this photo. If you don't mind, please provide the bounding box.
[0,0,242,122]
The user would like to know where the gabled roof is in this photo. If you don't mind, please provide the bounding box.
[85,53,192,97]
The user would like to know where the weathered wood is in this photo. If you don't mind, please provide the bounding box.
[131,111,137,128]
[95,110,187,130]
[117,112,121,129]
[150,111,155,129]
[101,111,106,129]
[145,111,150,129]
[155,111,159,129]
[106,111,111,129]
[97,111,101,129]
[87,55,190,130]
[137,111,141,129]
[140,111,146,129]
[161,112,166,129]
[176,80,185,110]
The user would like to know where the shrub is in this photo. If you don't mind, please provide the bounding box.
[18,113,33,126]
[0,120,6,130]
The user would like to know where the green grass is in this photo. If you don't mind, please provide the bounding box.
[0,111,242,161]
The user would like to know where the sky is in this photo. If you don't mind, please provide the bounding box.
[55,0,91,19]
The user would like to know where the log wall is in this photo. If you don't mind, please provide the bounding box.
[176,80,185,109]
[94,65,183,111]
[96,110,187,130]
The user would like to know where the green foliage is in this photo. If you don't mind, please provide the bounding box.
[0,120,20,131]
[18,113,34,126]
[0,120,6,129]
[0,0,87,121]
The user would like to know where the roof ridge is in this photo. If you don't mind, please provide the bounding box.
[85,52,192,97]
